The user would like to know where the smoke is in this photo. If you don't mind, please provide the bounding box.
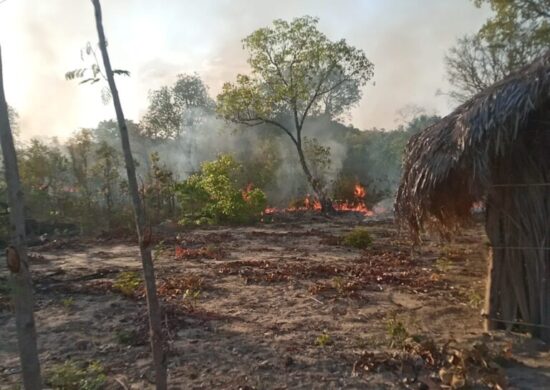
[1,0,492,139]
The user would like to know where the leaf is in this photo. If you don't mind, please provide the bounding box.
[65,68,87,80]
[113,69,131,77]
[78,78,100,85]
[91,64,100,78]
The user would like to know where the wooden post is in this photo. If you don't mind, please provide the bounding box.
[90,1,167,388]
[0,46,43,389]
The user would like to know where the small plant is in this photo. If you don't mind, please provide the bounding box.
[115,329,140,346]
[113,271,142,296]
[153,241,172,257]
[315,330,333,347]
[183,288,201,310]
[46,360,106,390]
[467,289,484,309]
[386,314,409,348]
[62,297,75,310]
[332,276,345,294]
[341,228,373,249]
[435,257,451,273]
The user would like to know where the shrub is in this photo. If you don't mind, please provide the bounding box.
[386,314,409,348]
[342,228,373,249]
[115,329,141,346]
[315,330,333,347]
[113,271,142,296]
[61,297,75,310]
[176,154,267,224]
[46,361,106,390]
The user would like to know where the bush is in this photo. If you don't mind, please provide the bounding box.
[176,154,267,224]
[46,361,106,390]
[113,271,142,296]
[115,329,141,346]
[341,227,373,249]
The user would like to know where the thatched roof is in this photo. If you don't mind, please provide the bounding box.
[396,51,550,237]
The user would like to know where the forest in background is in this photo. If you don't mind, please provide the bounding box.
[2,0,549,243]
[0,85,439,242]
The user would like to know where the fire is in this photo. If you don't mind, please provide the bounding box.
[241,183,254,201]
[304,194,321,211]
[263,182,373,216]
[333,182,373,216]
[353,183,366,199]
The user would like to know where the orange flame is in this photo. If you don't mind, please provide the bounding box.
[242,183,254,201]
[354,183,366,199]
[263,182,373,216]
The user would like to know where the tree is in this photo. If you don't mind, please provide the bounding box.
[0,46,43,389]
[141,73,215,140]
[145,151,176,223]
[67,129,96,232]
[19,139,70,222]
[217,16,374,211]
[92,141,121,229]
[446,0,550,101]
[88,1,167,388]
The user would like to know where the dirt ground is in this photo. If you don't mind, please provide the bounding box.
[1,214,549,389]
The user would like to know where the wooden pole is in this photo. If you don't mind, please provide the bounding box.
[0,46,43,389]
[90,1,167,388]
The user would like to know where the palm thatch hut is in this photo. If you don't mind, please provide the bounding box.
[396,51,550,342]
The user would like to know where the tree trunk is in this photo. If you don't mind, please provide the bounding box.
[0,46,43,389]
[90,1,167,388]
[295,142,334,213]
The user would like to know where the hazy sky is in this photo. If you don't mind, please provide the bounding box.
[0,0,491,139]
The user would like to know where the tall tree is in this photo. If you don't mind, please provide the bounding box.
[217,16,374,211]
[141,73,215,140]
[89,1,167,388]
[446,0,550,101]
[67,129,96,232]
[0,46,43,389]
[92,141,121,229]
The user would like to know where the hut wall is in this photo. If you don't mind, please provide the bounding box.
[484,116,550,342]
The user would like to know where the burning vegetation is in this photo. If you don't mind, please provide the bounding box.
[2,2,550,389]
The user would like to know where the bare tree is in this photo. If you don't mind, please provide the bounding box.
[0,46,43,389]
[90,1,167,388]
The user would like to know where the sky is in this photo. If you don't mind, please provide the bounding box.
[0,0,491,140]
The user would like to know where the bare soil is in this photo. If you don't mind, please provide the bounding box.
[1,214,549,389]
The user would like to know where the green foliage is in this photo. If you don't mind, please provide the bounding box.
[19,139,71,222]
[61,297,75,310]
[183,288,201,311]
[176,154,267,224]
[342,228,373,249]
[113,271,142,296]
[144,151,177,224]
[467,288,484,309]
[218,16,373,124]
[315,330,333,347]
[435,257,452,273]
[217,16,374,202]
[46,360,106,390]
[115,329,140,346]
[66,42,129,104]
[303,137,332,184]
[386,314,409,348]
[446,0,550,101]
[141,73,215,139]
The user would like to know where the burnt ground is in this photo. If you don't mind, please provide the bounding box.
[1,214,549,389]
